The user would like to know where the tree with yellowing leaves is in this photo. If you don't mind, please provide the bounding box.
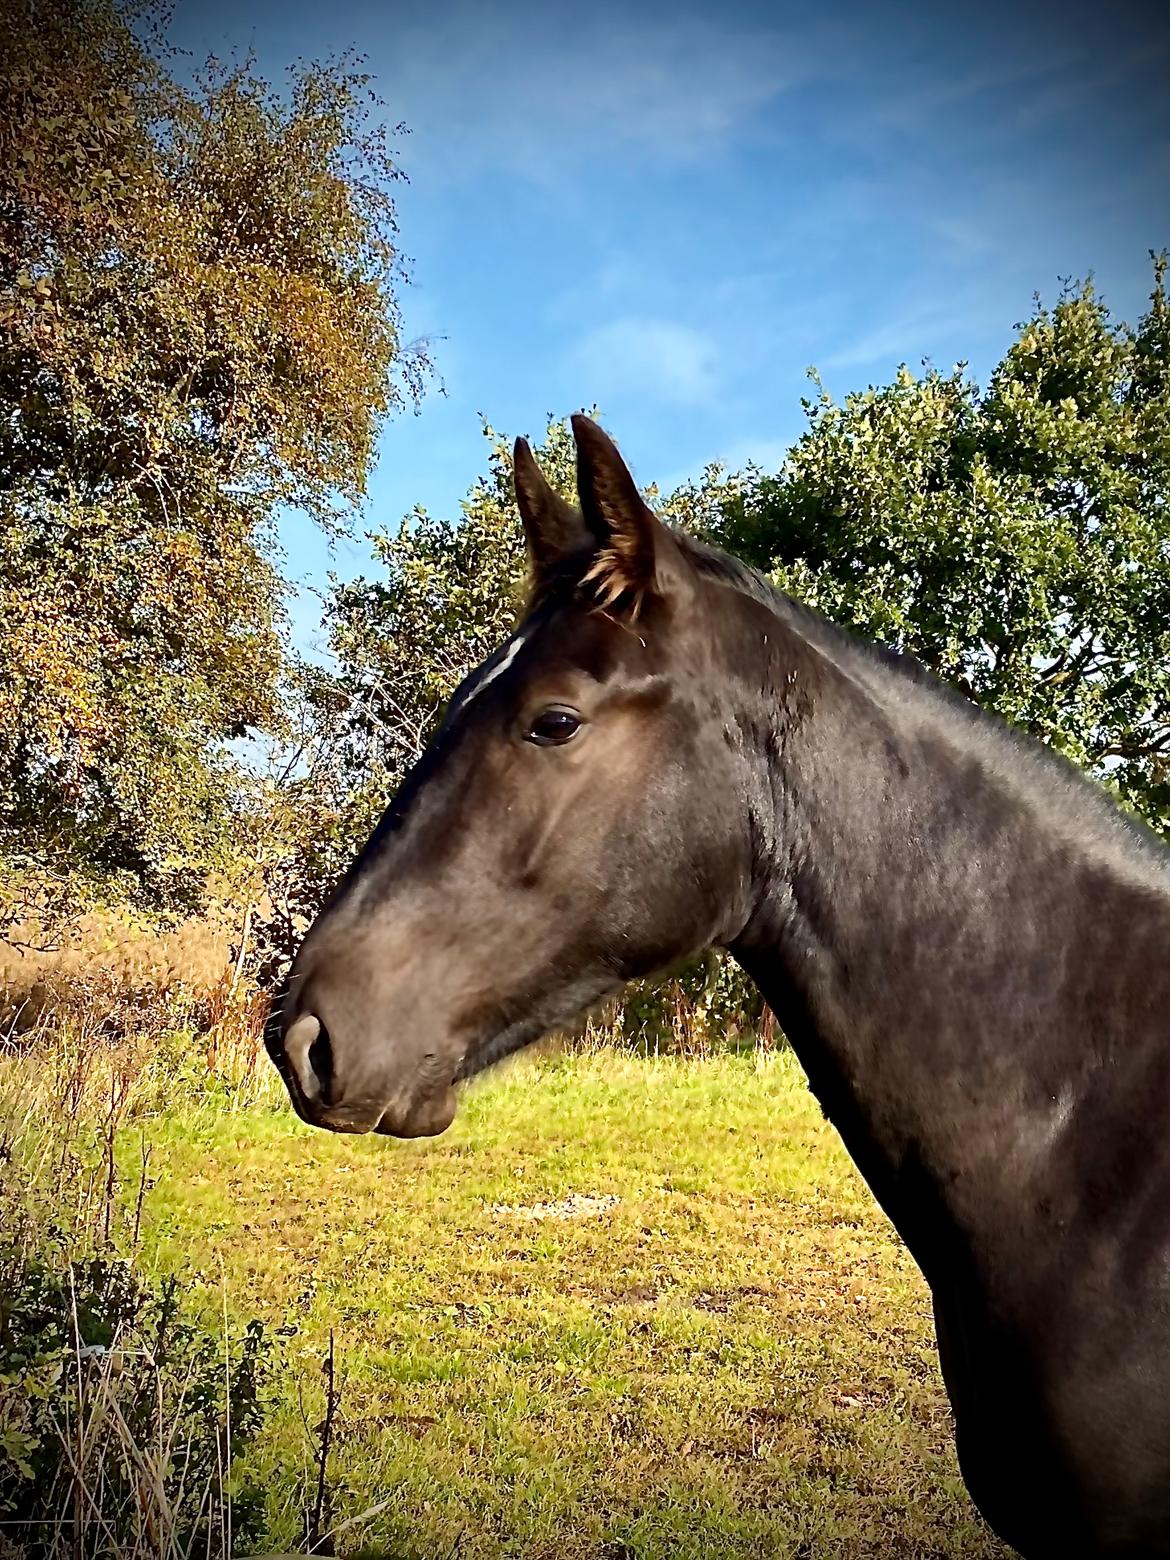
[0,0,425,916]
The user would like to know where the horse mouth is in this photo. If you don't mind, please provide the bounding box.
[263,977,461,1139]
[265,1033,458,1140]
[373,1084,458,1139]
[276,1069,458,1140]
[344,1017,544,1139]
[361,1015,550,1138]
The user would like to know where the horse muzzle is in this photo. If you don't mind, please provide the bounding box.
[266,979,460,1139]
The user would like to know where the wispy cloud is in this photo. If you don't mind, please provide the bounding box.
[570,317,719,406]
[387,2,817,184]
[925,215,997,262]
[819,296,992,374]
[867,52,1080,136]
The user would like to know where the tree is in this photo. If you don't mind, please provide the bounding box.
[0,0,424,917]
[256,266,1170,980]
[252,418,577,959]
[704,262,1170,829]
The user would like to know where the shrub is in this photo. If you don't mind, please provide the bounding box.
[0,1252,273,1560]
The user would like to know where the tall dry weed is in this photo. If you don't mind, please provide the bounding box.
[0,986,278,1559]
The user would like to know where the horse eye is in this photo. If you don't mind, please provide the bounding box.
[526,708,582,746]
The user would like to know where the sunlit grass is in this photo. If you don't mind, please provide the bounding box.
[123,1048,1009,1559]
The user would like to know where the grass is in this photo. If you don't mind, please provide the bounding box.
[0,1012,279,1560]
[115,1046,1011,1560]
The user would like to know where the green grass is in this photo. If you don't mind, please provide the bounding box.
[124,1047,1010,1559]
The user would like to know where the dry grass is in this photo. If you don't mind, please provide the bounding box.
[1,911,228,1045]
[0,980,286,1560]
[0,1318,237,1560]
[1,900,230,992]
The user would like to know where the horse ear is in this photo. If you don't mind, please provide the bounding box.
[513,436,592,583]
[571,414,691,614]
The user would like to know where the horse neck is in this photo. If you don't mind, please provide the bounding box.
[725,608,1170,1256]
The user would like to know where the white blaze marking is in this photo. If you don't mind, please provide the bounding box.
[457,629,528,712]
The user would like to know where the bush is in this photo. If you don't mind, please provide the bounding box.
[579,952,771,1059]
[0,1252,273,1560]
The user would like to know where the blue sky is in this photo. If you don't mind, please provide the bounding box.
[174,0,1170,652]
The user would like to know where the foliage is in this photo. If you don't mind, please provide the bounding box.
[609,950,768,1056]
[225,268,1170,994]
[0,1008,282,1560]
[259,263,1170,992]
[705,262,1170,828]
[0,1255,272,1559]
[0,0,424,916]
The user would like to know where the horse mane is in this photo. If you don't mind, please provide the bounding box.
[673,532,1170,875]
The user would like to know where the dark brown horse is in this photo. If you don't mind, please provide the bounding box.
[268,416,1170,1559]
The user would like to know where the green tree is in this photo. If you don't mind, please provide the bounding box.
[0,0,424,917]
[703,262,1170,828]
[258,267,1169,986]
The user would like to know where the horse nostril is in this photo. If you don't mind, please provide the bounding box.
[308,1022,333,1097]
[283,1012,333,1106]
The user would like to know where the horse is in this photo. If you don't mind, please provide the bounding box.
[267,414,1170,1558]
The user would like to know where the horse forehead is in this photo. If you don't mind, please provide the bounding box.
[462,609,638,711]
[456,629,531,712]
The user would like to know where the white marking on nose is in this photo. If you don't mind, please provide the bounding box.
[456,629,529,711]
